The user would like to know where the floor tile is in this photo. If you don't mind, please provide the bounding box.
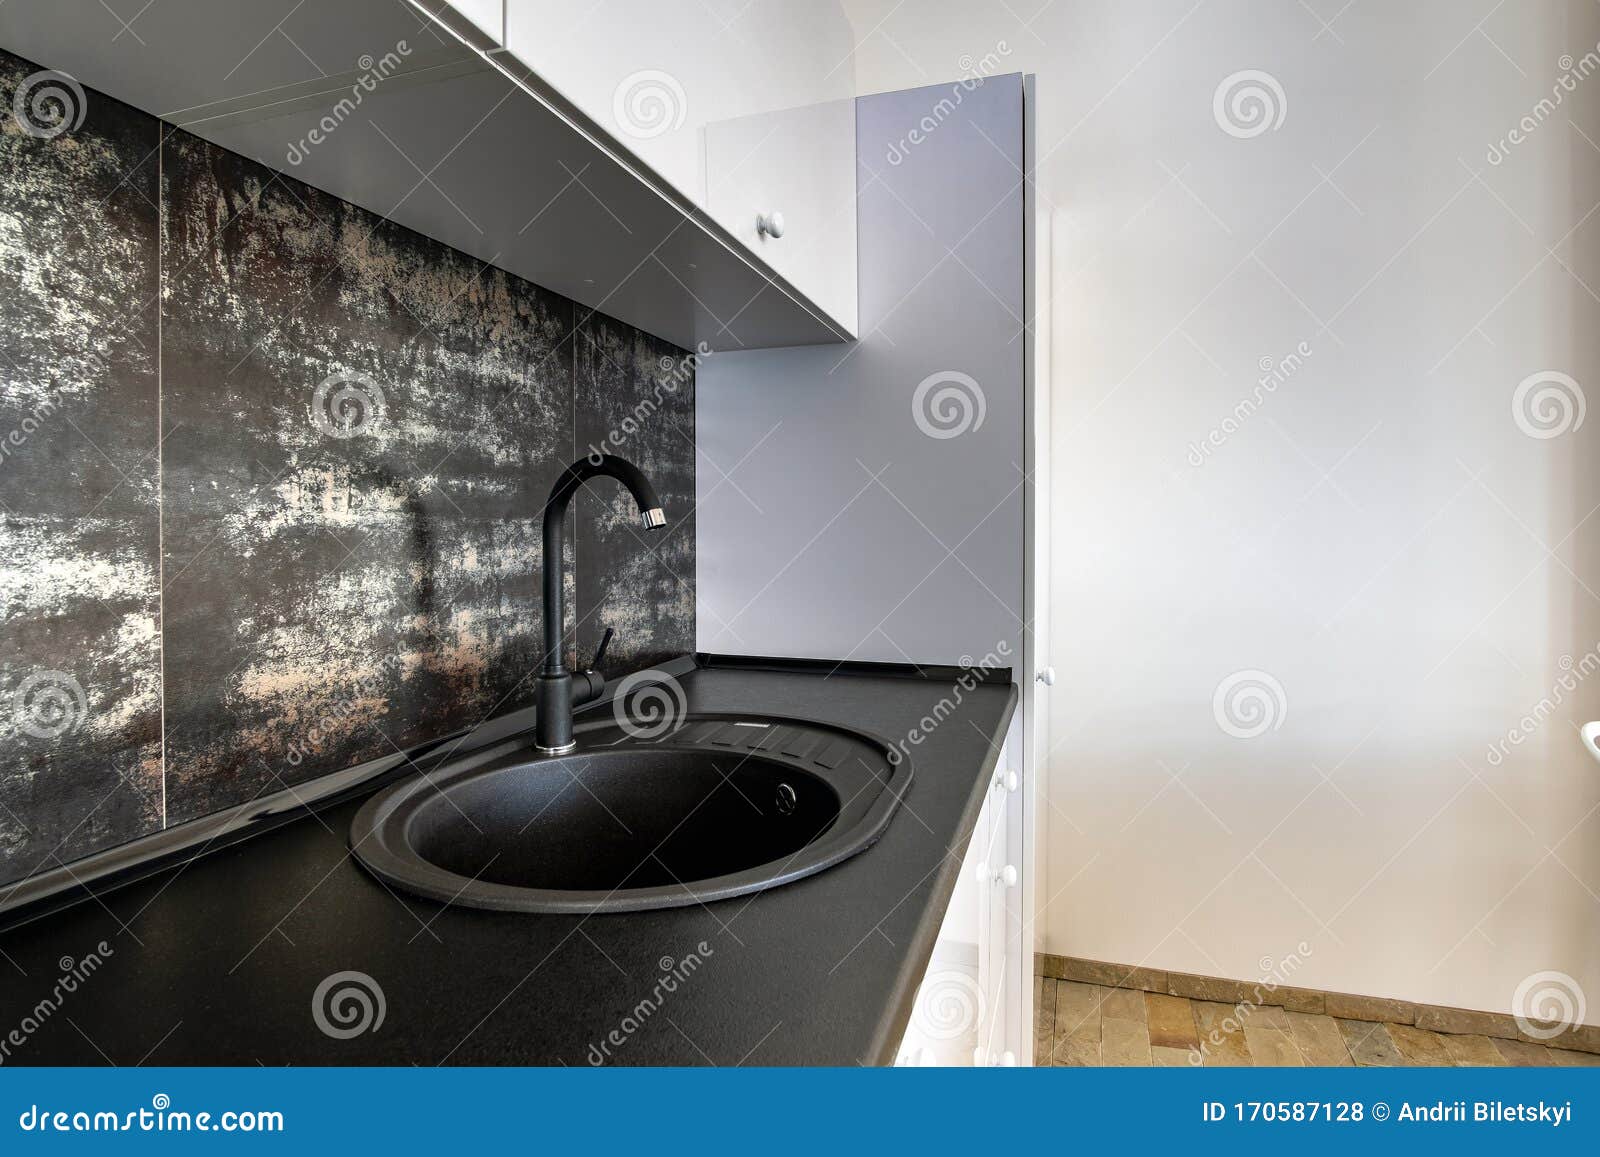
[1248,1003,1293,1031]
[1283,1011,1352,1066]
[1054,981,1101,1039]
[1192,1001,1255,1066]
[1549,1047,1600,1066]
[1035,977,1056,1066]
[1243,1026,1305,1066]
[1101,1015,1153,1066]
[1492,1037,1561,1066]
[1098,985,1145,1022]
[1386,1023,1454,1067]
[1145,992,1200,1050]
[1152,1045,1199,1066]
[1053,1036,1102,1066]
[1440,1033,1508,1066]
[1338,1019,1404,1066]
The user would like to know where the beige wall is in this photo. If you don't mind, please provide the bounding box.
[844,0,1600,1023]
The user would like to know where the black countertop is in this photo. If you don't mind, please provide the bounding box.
[0,658,1015,1066]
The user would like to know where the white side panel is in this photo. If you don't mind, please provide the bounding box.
[897,790,992,1067]
[696,77,1026,666]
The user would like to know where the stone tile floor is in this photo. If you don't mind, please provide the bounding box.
[1036,978,1600,1067]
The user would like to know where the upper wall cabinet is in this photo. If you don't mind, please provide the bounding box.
[500,1,858,333]
[0,0,857,350]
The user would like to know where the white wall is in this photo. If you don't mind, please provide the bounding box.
[844,0,1600,1023]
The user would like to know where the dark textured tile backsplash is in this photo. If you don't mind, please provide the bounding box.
[574,313,697,675]
[0,49,695,884]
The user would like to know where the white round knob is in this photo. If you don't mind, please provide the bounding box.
[998,1050,1017,1067]
[1035,666,1056,686]
[974,860,989,885]
[1582,721,1600,766]
[972,1046,988,1066]
[994,864,1018,887]
[993,769,1019,793]
[756,210,785,238]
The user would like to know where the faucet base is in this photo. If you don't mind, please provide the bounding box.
[535,741,578,756]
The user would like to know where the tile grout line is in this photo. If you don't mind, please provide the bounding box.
[156,122,167,830]
[571,309,578,665]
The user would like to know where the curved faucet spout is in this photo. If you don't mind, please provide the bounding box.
[537,454,665,753]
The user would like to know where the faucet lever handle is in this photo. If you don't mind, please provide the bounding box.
[588,626,615,672]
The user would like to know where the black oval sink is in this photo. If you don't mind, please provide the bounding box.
[350,714,909,913]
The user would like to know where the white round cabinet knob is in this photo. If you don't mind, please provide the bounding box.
[994,864,1018,888]
[1035,666,1056,686]
[1582,721,1600,767]
[998,1050,1017,1067]
[756,210,785,239]
[993,769,1019,793]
